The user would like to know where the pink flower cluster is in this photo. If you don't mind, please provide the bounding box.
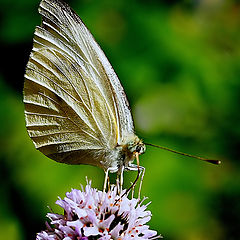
[37,182,161,240]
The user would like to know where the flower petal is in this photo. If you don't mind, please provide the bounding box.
[84,226,100,236]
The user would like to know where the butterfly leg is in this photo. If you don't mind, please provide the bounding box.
[115,166,124,195]
[103,168,109,195]
[101,167,116,203]
[123,152,145,199]
[103,166,119,194]
[138,166,145,200]
[119,166,124,194]
[116,175,120,194]
[107,174,111,192]
[125,163,145,200]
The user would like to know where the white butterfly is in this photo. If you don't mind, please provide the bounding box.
[24,0,146,189]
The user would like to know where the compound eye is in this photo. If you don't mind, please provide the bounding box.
[136,145,142,153]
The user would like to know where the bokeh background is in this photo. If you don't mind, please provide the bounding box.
[0,0,240,239]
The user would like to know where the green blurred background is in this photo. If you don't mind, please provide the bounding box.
[0,0,240,239]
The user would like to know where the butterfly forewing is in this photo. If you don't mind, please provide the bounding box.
[24,0,134,168]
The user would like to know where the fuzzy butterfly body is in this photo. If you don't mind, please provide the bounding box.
[24,0,145,173]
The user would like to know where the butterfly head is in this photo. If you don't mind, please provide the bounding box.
[127,137,146,155]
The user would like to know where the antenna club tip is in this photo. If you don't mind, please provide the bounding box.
[206,159,221,165]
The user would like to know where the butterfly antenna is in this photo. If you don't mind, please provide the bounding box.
[145,143,221,165]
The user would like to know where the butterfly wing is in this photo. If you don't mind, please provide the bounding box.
[24,0,134,169]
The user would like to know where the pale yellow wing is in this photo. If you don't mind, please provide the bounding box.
[24,0,134,168]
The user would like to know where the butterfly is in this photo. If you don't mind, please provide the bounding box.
[23,0,146,191]
[24,0,220,193]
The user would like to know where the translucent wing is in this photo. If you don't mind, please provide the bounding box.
[24,0,134,168]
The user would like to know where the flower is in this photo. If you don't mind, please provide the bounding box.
[36,181,162,240]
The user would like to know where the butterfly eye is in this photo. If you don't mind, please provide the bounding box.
[136,144,146,154]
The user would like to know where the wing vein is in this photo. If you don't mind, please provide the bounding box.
[34,26,89,71]
[31,51,92,115]
[25,111,68,119]
[25,74,95,133]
